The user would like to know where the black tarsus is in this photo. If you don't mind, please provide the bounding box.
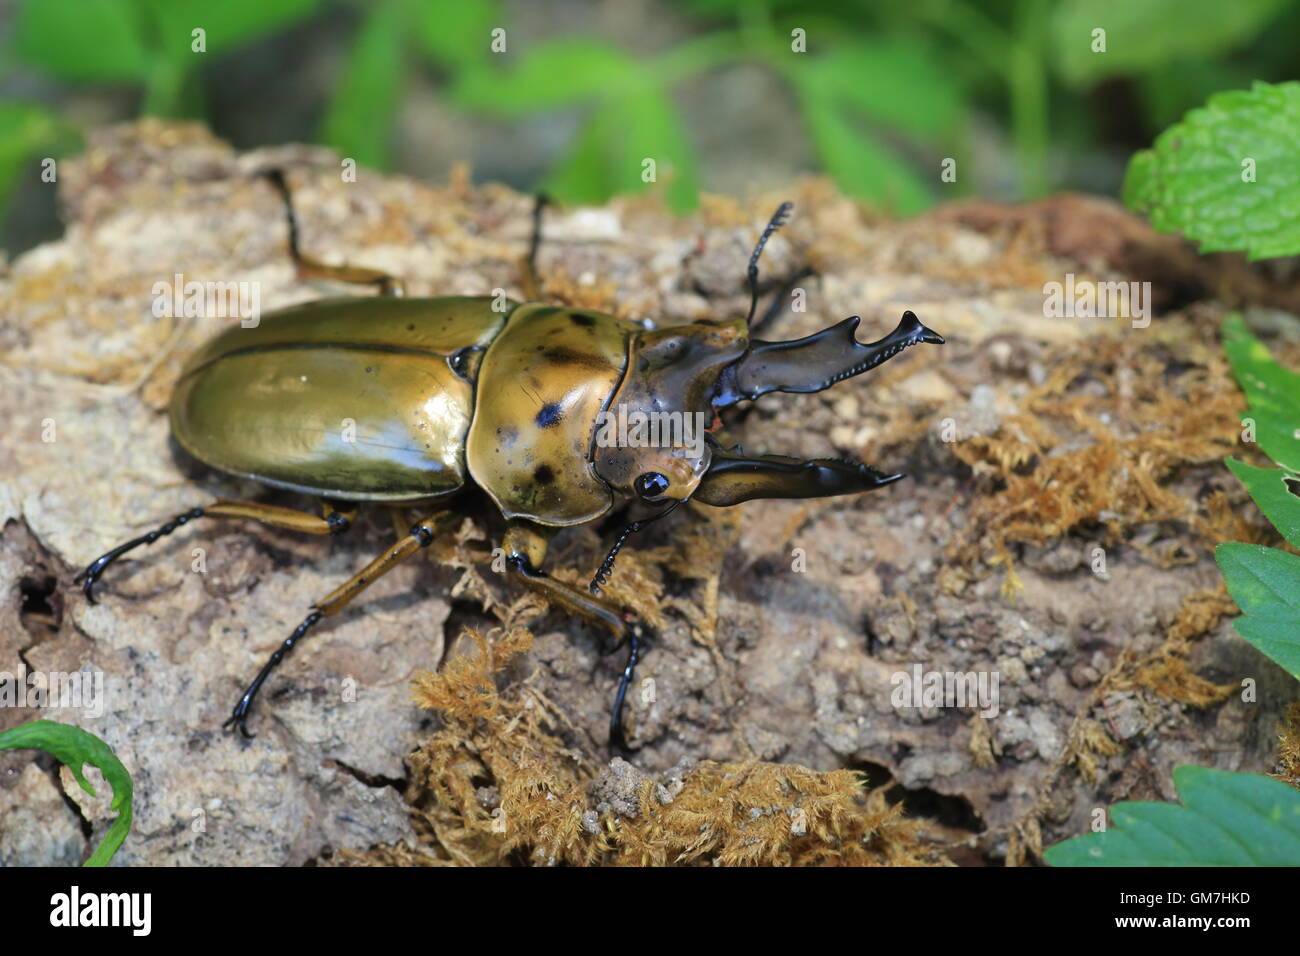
[746,201,794,327]
[74,507,206,603]
[609,624,642,754]
[587,498,680,752]
[223,610,324,739]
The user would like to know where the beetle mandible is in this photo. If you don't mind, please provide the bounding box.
[75,171,944,749]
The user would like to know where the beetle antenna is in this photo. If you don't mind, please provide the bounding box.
[589,500,680,594]
[746,201,793,327]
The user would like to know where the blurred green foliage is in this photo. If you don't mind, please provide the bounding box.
[2,0,1300,220]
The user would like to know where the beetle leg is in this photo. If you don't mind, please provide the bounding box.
[314,497,359,532]
[519,192,549,301]
[750,264,816,337]
[73,499,355,603]
[223,511,454,738]
[263,168,406,297]
[502,521,641,751]
[386,505,413,543]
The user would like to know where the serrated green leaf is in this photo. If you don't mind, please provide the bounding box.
[1046,766,1300,865]
[1222,313,1300,419]
[450,39,637,115]
[410,0,500,69]
[321,4,405,170]
[1050,0,1287,87]
[1216,542,1300,678]
[0,720,133,866]
[1124,82,1300,260]
[813,35,959,139]
[15,0,150,81]
[800,91,932,215]
[1226,459,1300,549]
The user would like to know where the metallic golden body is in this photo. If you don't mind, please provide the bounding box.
[465,304,640,525]
[170,296,511,501]
[78,183,944,747]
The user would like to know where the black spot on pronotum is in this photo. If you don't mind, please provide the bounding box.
[1286,475,1300,498]
[533,464,555,484]
[570,312,596,327]
[535,402,563,428]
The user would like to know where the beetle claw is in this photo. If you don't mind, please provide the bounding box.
[74,559,109,604]
[607,620,647,754]
[222,710,256,739]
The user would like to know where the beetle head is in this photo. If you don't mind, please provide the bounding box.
[592,317,749,506]
[586,199,944,592]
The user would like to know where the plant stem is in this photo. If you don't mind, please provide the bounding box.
[651,31,747,86]
[1009,0,1049,197]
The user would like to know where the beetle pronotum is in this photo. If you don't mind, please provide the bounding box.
[75,171,944,749]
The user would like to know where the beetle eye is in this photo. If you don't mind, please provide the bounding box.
[634,472,670,501]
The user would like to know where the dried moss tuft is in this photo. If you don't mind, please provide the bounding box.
[1276,703,1300,791]
[949,322,1246,584]
[330,626,949,867]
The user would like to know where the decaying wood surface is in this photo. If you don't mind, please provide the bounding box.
[1,120,1293,866]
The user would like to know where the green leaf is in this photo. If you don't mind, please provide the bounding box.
[1244,407,1300,474]
[1050,0,1287,87]
[0,720,133,867]
[449,39,637,115]
[1046,766,1300,865]
[1226,459,1300,549]
[813,35,960,139]
[543,106,618,206]
[1123,82,1300,260]
[321,4,406,170]
[541,88,699,212]
[800,90,932,216]
[1222,313,1300,417]
[1216,542,1300,678]
[612,88,698,212]
[410,0,501,69]
[15,0,150,82]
